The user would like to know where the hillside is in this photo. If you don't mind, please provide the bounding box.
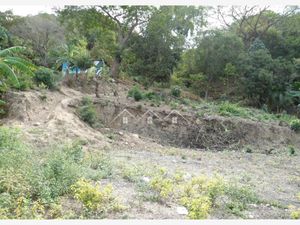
[1,80,299,219]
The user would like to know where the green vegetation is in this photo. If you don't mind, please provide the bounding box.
[0,127,123,219]
[290,119,300,132]
[289,193,300,219]
[0,46,35,113]
[118,164,260,219]
[71,179,124,217]
[171,86,181,97]
[0,6,299,118]
[78,96,98,127]
[127,85,143,101]
[34,67,58,90]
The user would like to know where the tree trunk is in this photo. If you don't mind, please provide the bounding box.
[110,58,121,79]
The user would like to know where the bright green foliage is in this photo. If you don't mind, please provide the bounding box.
[290,119,300,132]
[181,195,211,219]
[71,179,124,214]
[54,39,92,71]
[149,168,174,200]
[0,46,35,92]
[291,209,300,219]
[289,193,300,219]
[179,175,225,219]
[218,101,248,117]
[78,96,97,127]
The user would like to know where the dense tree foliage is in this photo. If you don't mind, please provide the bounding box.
[0,6,299,115]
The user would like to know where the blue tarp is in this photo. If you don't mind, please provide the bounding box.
[62,60,105,76]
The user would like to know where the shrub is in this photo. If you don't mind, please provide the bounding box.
[181,195,211,219]
[84,152,113,180]
[290,119,300,132]
[78,97,97,127]
[291,209,300,219]
[149,168,174,200]
[219,101,248,117]
[34,67,57,90]
[71,179,124,214]
[40,145,84,199]
[120,164,144,183]
[177,175,225,219]
[171,86,181,97]
[128,86,143,101]
[288,145,296,156]
[223,184,259,217]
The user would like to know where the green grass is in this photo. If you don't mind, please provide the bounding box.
[0,126,117,219]
[185,100,299,125]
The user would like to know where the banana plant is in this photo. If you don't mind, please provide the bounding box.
[0,46,35,89]
[0,46,35,112]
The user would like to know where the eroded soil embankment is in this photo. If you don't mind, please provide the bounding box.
[92,99,300,153]
[3,88,299,153]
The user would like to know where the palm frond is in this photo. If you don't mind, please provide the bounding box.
[3,58,35,76]
[5,56,35,68]
[0,62,20,87]
[0,46,26,57]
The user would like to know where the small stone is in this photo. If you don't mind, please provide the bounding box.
[172,159,177,163]
[33,122,40,126]
[266,204,270,207]
[132,134,139,139]
[248,214,254,219]
[142,177,150,183]
[118,131,124,136]
[176,206,188,215]
[124,142,128,145]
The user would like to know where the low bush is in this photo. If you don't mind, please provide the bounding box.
[34,67,58,90]
[144,166,259,219]
[149,168,174,201]
[0,127,87,218]
[78,96,97,127]
[128,86,143,101]
[290,119,300,132]
[289,194,300,219]
[171,86,181,98]
[179,175,225,219]
[84,152,113,180]
[71,179,124,215]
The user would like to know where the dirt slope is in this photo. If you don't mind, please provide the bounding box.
[2,84,300,219]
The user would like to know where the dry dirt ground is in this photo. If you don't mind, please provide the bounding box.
[1,83,300,219]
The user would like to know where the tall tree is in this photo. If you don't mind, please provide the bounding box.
[9,13,65,67]
[128,6,207,85]
[97,6,154,79]
[217,6,298,47]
